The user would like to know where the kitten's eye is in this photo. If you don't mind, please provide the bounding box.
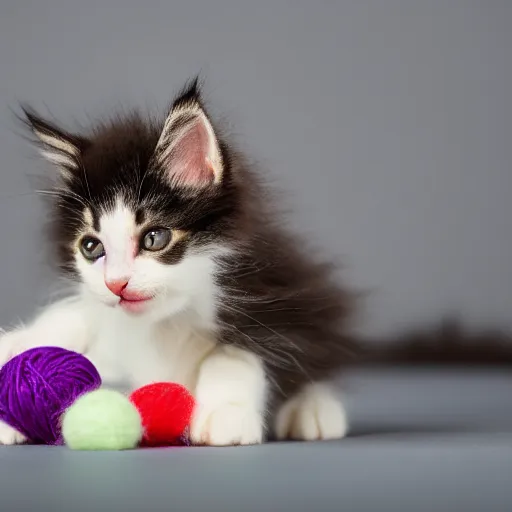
[142,229,172,251]
[80,237,105,261]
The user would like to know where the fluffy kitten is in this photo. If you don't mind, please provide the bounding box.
[0,80,355,445]
[1,80,511,447]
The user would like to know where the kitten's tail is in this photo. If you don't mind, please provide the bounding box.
[355,318,512,368]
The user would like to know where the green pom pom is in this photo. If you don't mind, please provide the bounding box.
[62,389,142,451]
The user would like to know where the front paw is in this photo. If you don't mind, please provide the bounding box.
[0,420,27,446]
[0,334,29,446]
[190,403,264,446]
[0,330,28,368]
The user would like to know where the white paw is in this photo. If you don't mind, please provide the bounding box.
[190,403,264,446]
[0,420,27,445]
[275,383,348,441]
[0,332,30,446]
[0,329,29,368]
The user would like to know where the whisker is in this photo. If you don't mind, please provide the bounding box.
[137,155,149,204]
[36,188,90,210]
[220,303,307,356]
[217,318,307,376]
[78,160,92,203]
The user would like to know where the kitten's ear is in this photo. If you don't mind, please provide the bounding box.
[153,80,223,189]
[21,107,88,179]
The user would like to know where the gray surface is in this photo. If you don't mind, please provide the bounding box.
[2,436,512,512]
[1,368,512,511]
[0,2,511,336]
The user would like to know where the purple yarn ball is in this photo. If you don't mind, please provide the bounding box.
[0,346,102,445]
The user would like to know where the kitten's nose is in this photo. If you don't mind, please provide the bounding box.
[105,278,129,297]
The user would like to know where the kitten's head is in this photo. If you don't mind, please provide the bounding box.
[22,80,245,321]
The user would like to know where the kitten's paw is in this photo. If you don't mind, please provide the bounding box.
[275,383,348,441]
[0,420,27,445]
[0,329,28,368]
[190,403,263,446]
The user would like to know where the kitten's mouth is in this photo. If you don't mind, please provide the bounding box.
[118,292,153,314]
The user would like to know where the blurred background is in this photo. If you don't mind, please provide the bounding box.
[0,1,510,339]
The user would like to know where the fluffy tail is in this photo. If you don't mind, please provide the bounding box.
[357,318,512,367]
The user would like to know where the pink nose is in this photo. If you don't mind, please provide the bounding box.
[105,278,129,297]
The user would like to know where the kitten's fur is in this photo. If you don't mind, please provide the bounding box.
[0,80,510,446]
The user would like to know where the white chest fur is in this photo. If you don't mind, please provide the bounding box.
[85,305,216,392]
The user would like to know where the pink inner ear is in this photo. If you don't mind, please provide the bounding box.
[165,118,215,187]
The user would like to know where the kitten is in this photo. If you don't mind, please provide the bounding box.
[0,80,355,445]
[1,80,511,447]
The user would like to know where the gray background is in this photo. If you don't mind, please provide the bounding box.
[0,1,511,336]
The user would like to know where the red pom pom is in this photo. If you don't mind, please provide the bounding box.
[129,382,195,446]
